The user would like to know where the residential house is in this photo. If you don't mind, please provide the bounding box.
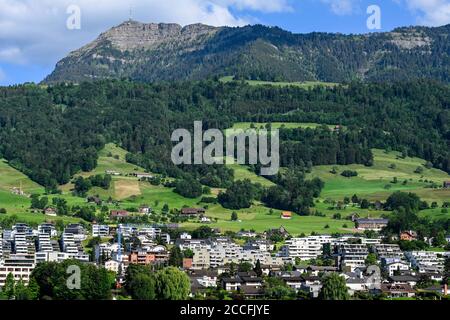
[400,230,418,241]
[300,275,323,298]
[382,258,410,276]
[381,283,416,298]
[388,275,419,287]
[307,265,338,276]
[44,207,57,217]
[221,277,242,291]
[139,206,152,215]
[87,196,102,206]
[110,210,130,219]
[104,259,122,274]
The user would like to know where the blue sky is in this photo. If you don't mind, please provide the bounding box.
[0,0,449,86]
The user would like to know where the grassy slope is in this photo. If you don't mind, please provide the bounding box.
[231,122,339,131]
[307,149,450,204]
[1,144,448,234]
[0,159,80,224]
[220,76,339,89]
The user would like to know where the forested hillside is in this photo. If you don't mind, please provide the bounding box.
[0,80,449,193]
[44,21,450,84]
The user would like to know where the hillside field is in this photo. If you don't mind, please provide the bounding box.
[219,76,339,89]
[0,144,448,234]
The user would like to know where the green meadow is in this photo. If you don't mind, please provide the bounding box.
[307,149,450,204]
[231,122,340,131]
[0,143,448,234]
[219,76,339,89]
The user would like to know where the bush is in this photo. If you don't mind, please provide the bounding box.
[341,170,358,178]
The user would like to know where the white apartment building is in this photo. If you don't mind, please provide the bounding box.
[62,233,80,255]
[92,224,110,238]
[360,238,382,245]
[35,251,89,264]
[0,254,36,286]
[138,227,161,239]
[282,236,333,260]
[38,233,54,252]
[38,223,57,237]
[405,251,446,272]
[375,244,405,260]
[13,232,34,255]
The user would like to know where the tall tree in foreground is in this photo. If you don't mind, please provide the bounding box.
[154,267,191,300]
[4,273,15,300]
[319,273,350,300]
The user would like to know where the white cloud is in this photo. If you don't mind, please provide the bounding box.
[400,0,450,26]
[0,0,292,67]
[321,0,360,15]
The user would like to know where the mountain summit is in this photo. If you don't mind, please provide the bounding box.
[44,22,450,84]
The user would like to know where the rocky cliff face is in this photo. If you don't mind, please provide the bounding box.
[44,21,450,84]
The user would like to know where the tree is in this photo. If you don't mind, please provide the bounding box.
[27,277,40,300]
[218,180,258,210]
[4,273,15,299]
[360,199,370,209]
[174,177,202,198]
[385,192,421,213]
[319,273,350,300]
[231,212,238,221]
[130,274,156,300]
[14,279,30,300]
[169,246,183,267]
[254,260,262,277]
[365,253,377,266]
[264,277,296,300]
[154,267,190,300]
[31,260,112,300]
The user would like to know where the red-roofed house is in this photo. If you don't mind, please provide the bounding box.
[110,210,130,219]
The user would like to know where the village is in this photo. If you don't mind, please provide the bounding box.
[1,208,449,300]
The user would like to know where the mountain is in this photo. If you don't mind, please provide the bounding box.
[44,21,450,84]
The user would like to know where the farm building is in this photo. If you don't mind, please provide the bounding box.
[181,208,206,215]
[355,218,389,231]
[281,211,293,220]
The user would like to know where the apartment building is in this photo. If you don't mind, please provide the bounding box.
[38,223,57,237]
[405,251,446,273]
[64,224,87,241]
[374,244,405,260]
[92,224,110,238]
[38,232,54,252]
[337,244,369,271]
[0,254,36,286]
[281,236,333,260]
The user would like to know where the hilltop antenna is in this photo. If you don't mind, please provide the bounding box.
[128,3,133,22]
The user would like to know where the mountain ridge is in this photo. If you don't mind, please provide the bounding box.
[44,21,450,84]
